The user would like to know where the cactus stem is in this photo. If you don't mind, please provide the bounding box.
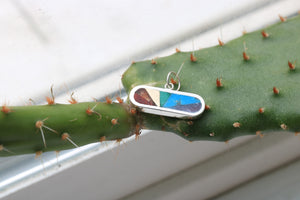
[261,30,269,38]
[190,53,197,62]
[288,61,296,70]
[218,38,224,46]
[273,87,280,95]
[46,85,55,105]
[68,92,78,104]
[259,107,265,113]
[281,123,288,130]
[61,133,79,148]
[279,14,286,22]
[175,48,181,53]
[151,59,157,65]
[216,77,223,87]
[233,122,241,128]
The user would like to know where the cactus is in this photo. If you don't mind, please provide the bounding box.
[0,102,136,156]
[1,15,300,156]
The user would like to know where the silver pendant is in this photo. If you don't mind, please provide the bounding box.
[129,64,205,118]
[129,85,205,118]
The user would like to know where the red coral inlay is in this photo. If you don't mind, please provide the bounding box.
[134,88,156,106]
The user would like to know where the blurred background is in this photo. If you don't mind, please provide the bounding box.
[0,0,300,199]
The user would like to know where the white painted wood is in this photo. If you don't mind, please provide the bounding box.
[122,132,300,200]
[214,158,300,200]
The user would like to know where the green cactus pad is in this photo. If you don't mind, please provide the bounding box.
[122,15,300,142]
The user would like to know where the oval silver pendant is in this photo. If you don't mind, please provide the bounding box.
[129,85,205,119]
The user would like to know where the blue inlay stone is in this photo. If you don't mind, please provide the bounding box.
[162,93,201,107]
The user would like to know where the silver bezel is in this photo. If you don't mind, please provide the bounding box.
[129,85,205,118]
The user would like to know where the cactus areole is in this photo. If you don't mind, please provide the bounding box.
[1,15,300,156]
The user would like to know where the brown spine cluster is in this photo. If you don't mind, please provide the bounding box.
[216,78,223,87]
[190,53,197,62]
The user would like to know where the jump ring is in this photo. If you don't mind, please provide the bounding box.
[165,71,181,91]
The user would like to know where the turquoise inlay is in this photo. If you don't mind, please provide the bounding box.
[160,91,170,107]
[163,94,200,108]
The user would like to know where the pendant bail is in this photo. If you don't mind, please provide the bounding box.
[164,71,181,91]
[164,63,184,91]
